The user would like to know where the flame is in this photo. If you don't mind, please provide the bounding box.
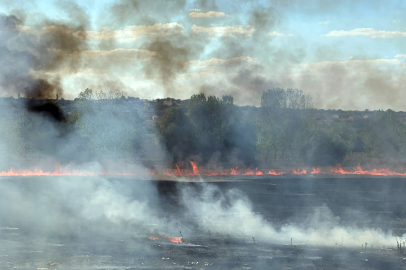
[190,161,199,175]
[244,169,255,175]
[167,237,182,243]
[3,163,406,177]
[149,236,184,243]
[230,167,239,175]
[256,168,263,175]
[331,164,406,176]
[174,164,183,176]
[267,170,284,175]
[311,167,320,174]
[0,168,97,177]
[292,168,307,175]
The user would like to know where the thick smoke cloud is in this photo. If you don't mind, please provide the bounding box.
[0,4,88,99]
[0,173,400,249]
[142,40,191,96]
[180,183,397,247]
[2,0,404,109]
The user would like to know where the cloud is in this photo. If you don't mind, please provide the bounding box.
[191,25,255,38]
[324,28,406,38]
[319,20,330,25]
[267,31,284,36]
[395,54,406,58]
[189,11,225,18]
[84,23,184,41]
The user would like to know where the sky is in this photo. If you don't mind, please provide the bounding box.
[0,0,405,110]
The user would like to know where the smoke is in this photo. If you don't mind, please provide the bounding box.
[142,39,191,96]
[2,0,403,109]
[0,166,399,249]
[294,58,406,110]
[0,3,89,99]
[180,183,397,247]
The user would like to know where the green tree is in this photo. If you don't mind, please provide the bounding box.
[156,106,194,162]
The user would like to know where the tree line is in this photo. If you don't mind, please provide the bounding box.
[2,88,406,168]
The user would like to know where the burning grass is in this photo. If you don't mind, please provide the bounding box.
[149,237,184,243]
[2,162,406,177]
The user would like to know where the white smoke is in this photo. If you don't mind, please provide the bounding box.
[180,183,398,247]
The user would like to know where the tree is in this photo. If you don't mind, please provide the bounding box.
[156,106,194,162]
[300,130,349,166]
[257,88,313,163]
[261,88,312,109]
[261,88,286,108]
[77,88,94,100]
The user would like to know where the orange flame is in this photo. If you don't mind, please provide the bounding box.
[4,163,406,178]
[256,168,263,175]
[174,164,183,176]
[230,167,239,175]
[190,161,200,175]
[331,164,406,176]
[167,237,182,243]
[311,167,320,174]
[267,170,284,175]
[292,168,307,175]
[0,168,97,177]
[244,169,255,175]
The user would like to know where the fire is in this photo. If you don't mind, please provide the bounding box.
[149,236,183,243]
[267,170,284,175]
[3,163,406,177]
[230,167,239,175]
[0,168,97,177]
[174,164,183,176]
[244,169,255,175]
[292,168,307,175]
[311,167,320,174]
[242,168,264,175]
[256,168,263,175]
[167,237,182,243]
[190,161,199,175]
[330,164,406,176]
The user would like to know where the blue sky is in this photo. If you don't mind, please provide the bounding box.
[0,0,405,109]
[2,0,404,61]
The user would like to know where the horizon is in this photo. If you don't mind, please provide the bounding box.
[2,92,406,113]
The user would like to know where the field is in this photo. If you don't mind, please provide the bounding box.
[1,176,406,269]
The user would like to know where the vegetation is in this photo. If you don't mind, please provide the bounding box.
[4,87,406,167]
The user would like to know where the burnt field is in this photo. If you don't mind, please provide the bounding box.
[2,176,406,269]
